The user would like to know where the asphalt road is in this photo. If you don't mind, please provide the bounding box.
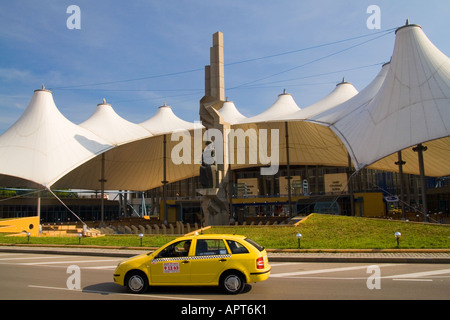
[0,252,449,303]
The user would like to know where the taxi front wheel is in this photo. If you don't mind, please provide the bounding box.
[125,271,148,294]
[220,271,245,294]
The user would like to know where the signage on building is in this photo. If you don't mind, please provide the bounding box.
[324,173,348,193]
[237,178,259,197]
[279,176,302,196]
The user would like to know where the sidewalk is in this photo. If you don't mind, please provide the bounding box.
[1,244,450,264]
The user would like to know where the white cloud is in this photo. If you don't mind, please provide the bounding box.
[0,68,34,83]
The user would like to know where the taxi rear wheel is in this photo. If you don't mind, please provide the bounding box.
[125,270,148,294]
[220,271,245,294]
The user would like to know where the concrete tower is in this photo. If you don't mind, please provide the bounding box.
[205,31,225,101]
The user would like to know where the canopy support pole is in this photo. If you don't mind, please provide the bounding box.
[347,153,355,216]
[395,151,406,219]
[36,191,41,233]
[162,134,168,225]
[413,143,428,221]
[99,153,106,224]
[228,163,233,222]
[285,122,293,217]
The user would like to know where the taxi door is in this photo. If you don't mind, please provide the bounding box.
[190,238,231,284]
[149,239,192,284]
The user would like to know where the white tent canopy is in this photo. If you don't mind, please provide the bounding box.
[217,99,247,124]
[280,80,358,121]
[309,63,390,125]
[239,91,301,124]
[1,22,449,193]
[53,103,200,191]
[366,137,450,177]
[0,88,113,188]
[140,103,196,134]
[227,80,358,171]
[324,24,450,175]
[225,23,450,177]
[52,134,200,191]
[80,99,152,146]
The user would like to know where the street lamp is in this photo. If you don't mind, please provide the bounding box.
[139,233,144,247]
[26,232,31,244]
[395,232,401,248]
[296,233,302,249]
[78,233,83,245]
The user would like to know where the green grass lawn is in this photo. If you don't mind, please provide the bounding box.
[203,214,450,249]
[1,214,449,249]
[0,233,176,248]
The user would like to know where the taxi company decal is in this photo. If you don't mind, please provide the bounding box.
[163,262,179,273]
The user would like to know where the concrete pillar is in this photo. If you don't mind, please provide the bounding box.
[208,31,225,101]
[199,32,230,226]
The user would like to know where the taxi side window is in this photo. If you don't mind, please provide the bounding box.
[158,240,191,258]
[195,239,228,256]
[226,240,249,254]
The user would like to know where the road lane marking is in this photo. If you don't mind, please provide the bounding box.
[28,285,204,300]
[20,259,121,265]
[385,268,450,279]
[271,264,399,278]
[0,256,73,261]
[392,279,433,282]
[83,266,117,270]
[269,262,303,267]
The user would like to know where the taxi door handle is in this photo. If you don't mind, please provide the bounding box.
[182,260,190,264]
[219,258,227,262]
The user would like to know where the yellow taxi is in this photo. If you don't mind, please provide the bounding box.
[113,233,271,294]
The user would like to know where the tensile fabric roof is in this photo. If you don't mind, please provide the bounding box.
[0,88,112,188]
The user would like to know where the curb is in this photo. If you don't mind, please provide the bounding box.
[267,255,450,264]
[1,244,450,264]
[0,247,134,258]
[2,243,450,253]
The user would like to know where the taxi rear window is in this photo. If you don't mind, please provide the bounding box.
[226,240,249,254]
[244,238,264,252]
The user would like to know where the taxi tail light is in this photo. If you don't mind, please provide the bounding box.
[256,257,264,269]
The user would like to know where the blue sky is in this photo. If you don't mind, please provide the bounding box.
[1,0,449,134]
